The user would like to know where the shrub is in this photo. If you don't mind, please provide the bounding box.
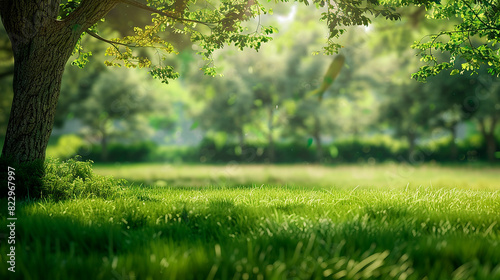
[152,146,199,163]
[328,136,406,163]
[0,157,125,201]
[42,158,126,200]
[78,141,158,162]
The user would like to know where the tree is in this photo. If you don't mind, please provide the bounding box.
[70,68,164,161]
[196,72,254,158]
[0,0,398,167]
[288,55,345,162]
[424,70,476,161]
[467,72,500,162]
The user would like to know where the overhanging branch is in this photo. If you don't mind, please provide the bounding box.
[86,29,135,47]
[118,0,217,26]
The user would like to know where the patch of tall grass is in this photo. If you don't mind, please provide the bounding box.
[1,157,124,200]
[42,158,125,200]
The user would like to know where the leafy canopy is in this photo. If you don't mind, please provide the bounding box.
[387,0,500,81]
[59,0,400,83]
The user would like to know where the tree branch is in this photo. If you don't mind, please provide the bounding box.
[461,0,494,29]
[118,0,217,26]
[478,117,486,136]
[64,0,120,32]
[86,29,134,48]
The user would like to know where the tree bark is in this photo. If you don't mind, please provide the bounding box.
[0,0,118,163]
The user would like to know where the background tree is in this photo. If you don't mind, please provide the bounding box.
[379,81,434,158]
[69,68,166,161]
[468,72,500,162]
[423,71,476,161]
[195,71,255,158]
[287,55,345,162]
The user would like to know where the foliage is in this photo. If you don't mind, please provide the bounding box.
[59,63,170,160]
[1,165,499,279]
[194,73,254,146]
[0,157,123,200]
[42,158,124,201]
[55,0,401,83]
[68,133,500,164]
[79,141,159,163]
[386,0,500,81]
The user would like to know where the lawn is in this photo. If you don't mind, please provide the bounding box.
[1,163,499,279]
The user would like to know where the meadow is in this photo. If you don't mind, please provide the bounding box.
[1,163,499,279]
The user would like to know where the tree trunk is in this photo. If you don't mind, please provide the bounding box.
[485,134,497,163]
[478,117,497,162]
[313,115,323,163]
[478,117,498,163]
[2,31,75,163]
[237,127,245,161]
[267,106,275,163]
[0,0,118,164]
[100,127,109,162]
[449,125,458,161]
[407,132,416,160]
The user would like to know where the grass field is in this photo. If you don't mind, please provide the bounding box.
[1,163,500,279]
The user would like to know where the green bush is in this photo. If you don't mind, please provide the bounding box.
[78,141,158,162]
[0,157,125,201]
[152,146,199,162]
[42,158,125,200]
[43,134,499,164]
[332,137,406,163]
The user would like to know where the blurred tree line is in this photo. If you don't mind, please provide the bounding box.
[1,4,499,164]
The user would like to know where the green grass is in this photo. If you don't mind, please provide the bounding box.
[93,163,500,190]
[1,163,500,279]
